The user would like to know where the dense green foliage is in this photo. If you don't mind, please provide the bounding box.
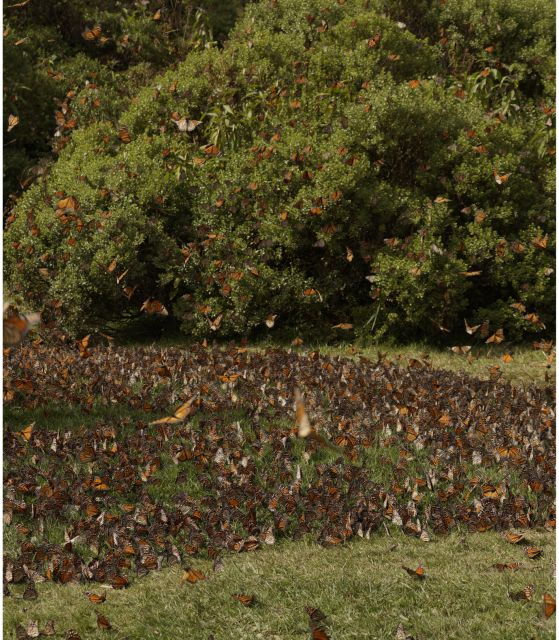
[3,0,247,200]
[4,0,555,342]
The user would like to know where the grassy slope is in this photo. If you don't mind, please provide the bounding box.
[4,342,555,639]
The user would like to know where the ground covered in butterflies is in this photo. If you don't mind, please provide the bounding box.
[3,342,556,638]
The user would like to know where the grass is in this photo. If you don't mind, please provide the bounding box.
[117,329,555,388]
[4,340,555,639]
[4,530,555,640]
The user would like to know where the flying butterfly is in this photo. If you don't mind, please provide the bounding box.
[464,318,481,335]
[7,114,19,132]
[486,328,504,344]
[295,389,344,455]
[150,396,195,424]
[140,298,168,316]
[4,303,41,346]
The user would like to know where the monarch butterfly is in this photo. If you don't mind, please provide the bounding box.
[149,397,196,425]
[86,591,106,604]
[294,389,344,455]
[485,328,504,344]
[140,298,168,316]
[19,422,34,442]
[182,567,206,583]
[402,565,426,579]
[526,546,543,559]
[510,584,535,601]
[93,476,109,491]
[96,613,111,630]
[79,445,95,462]
[118,127,132,143]
[504,531,526,545]
[232,593,255,606]
[3,303,41,346]
[543,593,556,619]
[110,575,129,589]
[82,24,102,41]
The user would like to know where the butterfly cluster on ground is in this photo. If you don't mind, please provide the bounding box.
[3,338,555,636]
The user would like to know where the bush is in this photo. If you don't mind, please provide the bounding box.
[4,0,554,343]
[2,0,229,203]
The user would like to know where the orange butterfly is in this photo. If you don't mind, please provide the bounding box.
[19,422,34,442]
[111,575,129,589]
[504,531,526,545]
[526,546,543,559]
[140,298,168,316]
[543,593,556,619]
[232,593,255,606]
[492,562,521,571]
[402,565,426,579]
[82,24,102,41]
[4,304,41,346]
[485,328,504,344]
[118,127,131,144]
[96,613,111,630]
[86,591,106,604]
[295,390,344,455]
[150,398,196,425]
[182,567,206,584]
